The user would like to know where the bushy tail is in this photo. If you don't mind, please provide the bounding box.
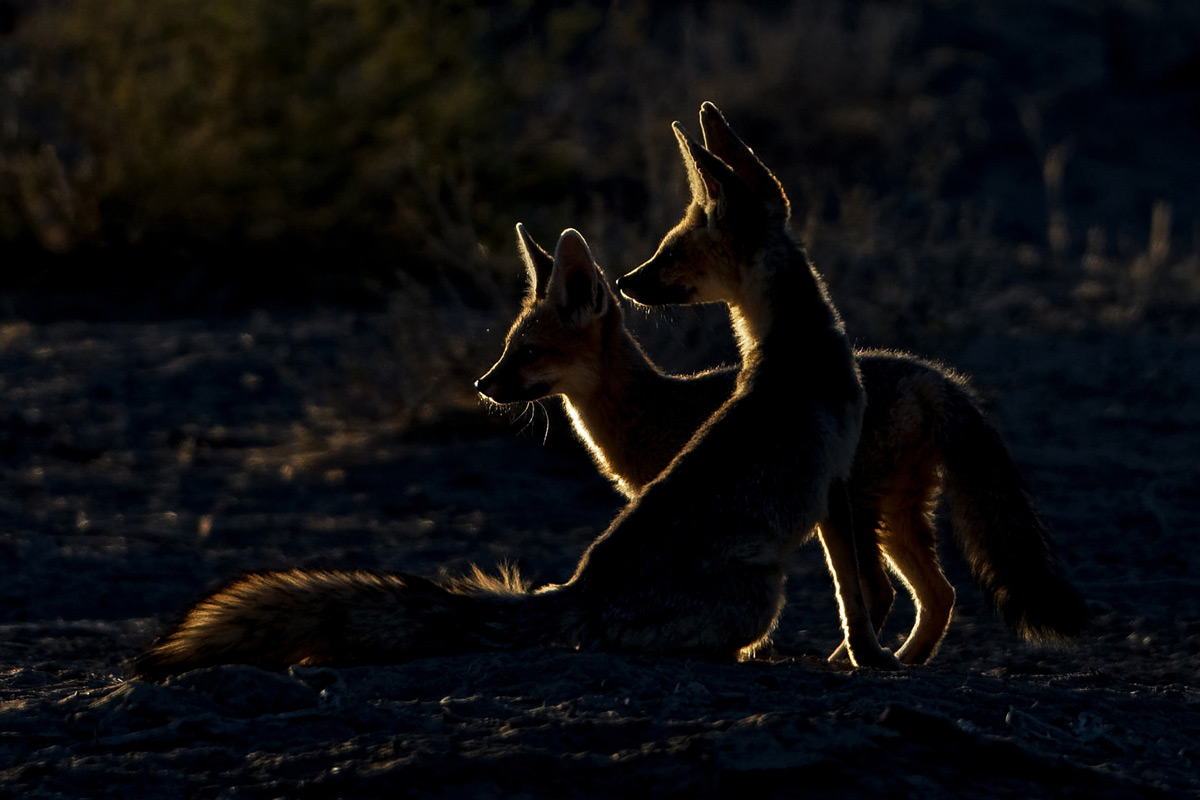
[934,382,1088,642]
[131,566,584,681]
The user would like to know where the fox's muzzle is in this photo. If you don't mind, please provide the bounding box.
[616,265,693,306]
[474,366,508,402]
[475,367,549,404]
[474,368,509,402]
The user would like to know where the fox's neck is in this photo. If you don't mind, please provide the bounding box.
[729,230,856,396]
[560,310,668,496]
[728,284,771,367]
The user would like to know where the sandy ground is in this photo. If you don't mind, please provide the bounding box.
[0,308,1197,798]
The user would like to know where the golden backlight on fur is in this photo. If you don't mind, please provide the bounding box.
[132,104,1083,681]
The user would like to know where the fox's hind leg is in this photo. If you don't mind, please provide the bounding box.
[856,502,896,638]
[879,496,955,665]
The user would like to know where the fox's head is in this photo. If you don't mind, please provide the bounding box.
[475,225,617,404]
[617,102,790,308]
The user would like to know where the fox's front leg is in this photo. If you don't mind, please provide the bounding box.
[826,494,895,663]
[819,480,901,669]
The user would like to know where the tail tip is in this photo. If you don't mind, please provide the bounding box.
[1001,579,1090,643]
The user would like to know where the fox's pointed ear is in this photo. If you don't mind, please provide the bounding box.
[673,122,741,220]
[550,228,610,320]
[516,223,555,299]
[698,102,790,221]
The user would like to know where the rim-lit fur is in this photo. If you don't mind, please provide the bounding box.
[619,106,896,669]
[131,109,885,680]
[476,226,615,405]
[477,224,736,497]
[129,104,1084,681]
[620,103,1083,663]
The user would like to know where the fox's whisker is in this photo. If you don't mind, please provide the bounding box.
[532,400,551,446]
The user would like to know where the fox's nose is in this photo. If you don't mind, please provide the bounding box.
[614,273,636,297]
[475,371,497,397]
[615,269,649,302]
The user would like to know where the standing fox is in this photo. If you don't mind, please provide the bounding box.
[476,145,1087,663]
[613,103,1086,662]
[132,105,898,680]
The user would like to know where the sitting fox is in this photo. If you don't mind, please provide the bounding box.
[132,105,896,680]
[476,222,737,499]
[477,208,1086,661]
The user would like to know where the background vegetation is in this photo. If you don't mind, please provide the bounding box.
[1,0,1198,352]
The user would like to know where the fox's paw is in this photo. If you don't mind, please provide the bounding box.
[854,647,901,671]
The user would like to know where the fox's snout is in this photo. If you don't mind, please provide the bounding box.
[475,361,551,404]
[475,364,511,402]
[616,262,693,306]
[474,366,512,403]
[474,371,496,398]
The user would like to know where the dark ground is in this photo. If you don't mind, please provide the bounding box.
[0,304,1197,798]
